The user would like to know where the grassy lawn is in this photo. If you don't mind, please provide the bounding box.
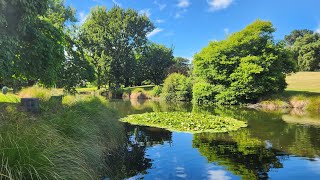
[286,72,320,93]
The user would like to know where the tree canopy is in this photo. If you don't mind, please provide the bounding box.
[81,6,155,88]
[193,20,295,104]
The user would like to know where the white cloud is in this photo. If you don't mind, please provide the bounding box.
[316,25,320,34]
[139,9,151,18]
[112,0,122,7]
[208,170,231,180]
[154,1,167,11]
[177,0,190,8]
[175,9,187,19]
[79,11,88,24]
[147,28,163,38]
[207,0,233,11]
[156,19,165,23]
[224,28,230,36]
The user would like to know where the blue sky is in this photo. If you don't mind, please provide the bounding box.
[65,0,320,60]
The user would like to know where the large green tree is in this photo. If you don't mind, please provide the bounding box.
[81,6,154,89]
[284,29,313,46]
[138,43,174,85]
[292,33,320,71]
[193,20,295,104]
[0,0,90,92]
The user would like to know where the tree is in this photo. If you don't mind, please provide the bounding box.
[0,0,88,92]
[0,0,49,86]
[193,20,295,104]
[80,6,109,89]
[139,43,174,85]
[293,33,320,71]
[285,29,313,46]
[166,57,190,76]
[81,6,154,89]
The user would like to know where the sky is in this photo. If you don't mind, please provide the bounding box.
[65,0,320,60]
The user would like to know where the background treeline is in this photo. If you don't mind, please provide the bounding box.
[0,0,190,93]
[161,21,320,105]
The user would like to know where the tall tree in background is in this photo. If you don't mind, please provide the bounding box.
[285,29,313,46]
[166,57,190,76]
[81,6,154,89]
[139,43,174,85]
[293,33,320,71]
[81,6,109,89]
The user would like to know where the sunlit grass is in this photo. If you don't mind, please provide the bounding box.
[286,72,320,93]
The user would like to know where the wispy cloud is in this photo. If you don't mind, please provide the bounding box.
[207,0,233,11]
[112,0,122,7]
[175,9,187,19]
[139,9,151,18]
[79,11,88,24]
[177,0,190,8]
[154,1,167,11]
[147,28,163,38]
[316,24,320,34]
[156,19,165,23]
[224,28,230,36]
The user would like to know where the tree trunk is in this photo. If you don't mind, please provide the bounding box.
[97,67,101,90]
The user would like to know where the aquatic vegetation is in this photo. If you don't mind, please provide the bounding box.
[120,112,247,133]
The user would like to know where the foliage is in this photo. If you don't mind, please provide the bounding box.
[166,57,190,76]
[193,20,295,104]
[284,29,313,46]
[120,112,247,133]
[192,81,225,104]
[0,92,125,179]
[161,73,192,102]
[151,85,162,97]
[81,6,154,88]
[293,33,320,71]
[137,43,174,85]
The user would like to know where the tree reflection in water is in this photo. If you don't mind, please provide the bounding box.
[105,124,172,179]
[193,130,289,180]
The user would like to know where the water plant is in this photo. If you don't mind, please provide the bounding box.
[120,112,247,133]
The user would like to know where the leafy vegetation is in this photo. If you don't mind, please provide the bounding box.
[161,73,192,102]
[0,90,125,179]
[120,112,247,133]
[193,20,295,105]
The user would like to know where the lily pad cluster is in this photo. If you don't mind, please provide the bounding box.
[120,112,247,134]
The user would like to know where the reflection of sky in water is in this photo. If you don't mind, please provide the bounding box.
[130,132,240,179]
[268,156,320,179]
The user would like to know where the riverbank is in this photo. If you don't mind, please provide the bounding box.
[0,87,125,179]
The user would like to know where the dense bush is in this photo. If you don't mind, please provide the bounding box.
[192,82,225,104]
[193,20,295,104]
[161,73,192,101]
[151,85,162,97]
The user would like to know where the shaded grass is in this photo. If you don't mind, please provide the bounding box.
[0,91,125,179]
[120,112,247,134]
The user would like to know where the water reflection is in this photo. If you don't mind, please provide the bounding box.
[193,130,287,179]
[106,99,320,179]
[105,124,172,179]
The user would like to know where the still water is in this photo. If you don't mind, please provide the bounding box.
[106,99,320,180]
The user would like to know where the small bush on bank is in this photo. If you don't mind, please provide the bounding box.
[161,73,192,102]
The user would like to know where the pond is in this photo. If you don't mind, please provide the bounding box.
[106,99,320,180]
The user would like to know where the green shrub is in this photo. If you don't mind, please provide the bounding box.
[192,82,226,104]
[193,20,295,104]
[161,73,192,102]
[151,85,162,97]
